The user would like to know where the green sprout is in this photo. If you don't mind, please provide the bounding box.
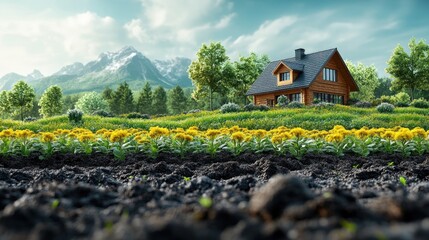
[352,164,360,169]
[388,161,394,167]
[399,176,407,186]
[198,197,213,208]
[51,199,60,209]
[340,220,357,233]
[183,176,191,182]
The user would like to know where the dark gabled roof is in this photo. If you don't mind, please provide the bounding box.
[247,48,338,95]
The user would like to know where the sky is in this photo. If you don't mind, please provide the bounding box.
[0,0,428,78]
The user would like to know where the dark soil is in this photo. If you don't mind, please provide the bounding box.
[1,152,429,239]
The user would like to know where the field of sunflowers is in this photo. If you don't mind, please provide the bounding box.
[1,125,428,160]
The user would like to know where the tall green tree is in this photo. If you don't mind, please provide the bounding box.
[38,85,63,118]
[111,82,134,114]
[168,86,188,114]
[188,42,235,110]
[346,61,379,101]
[62,94,80,113]
[375,77,396,98]
[0,90,11,119]
[8,81,36,121]
[75,92,110,114]
[231,53,270,104]
[386,38,429,100]
[152,86,168,114]
[136,82,153,114]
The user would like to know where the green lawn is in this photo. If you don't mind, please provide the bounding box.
[1,105,428,131]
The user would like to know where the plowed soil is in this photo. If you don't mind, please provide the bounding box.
[1,152,429,240]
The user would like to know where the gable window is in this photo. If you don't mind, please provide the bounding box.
[280,72,290,81]
[323,68,337,82]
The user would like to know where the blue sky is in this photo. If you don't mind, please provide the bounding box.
[0,0,428,77]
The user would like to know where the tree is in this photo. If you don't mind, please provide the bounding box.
[111,82,134,114]
[375,77,396,98]
[152,86,168,114]
[231,53,270,104]
[63,94,80,113]
[188,42,235,110]
[8,81,35,121]
[168,86,188,114]
[136,82,153,114]
[386,38,429,100]
[0,90,11,119]
[346,61,379,101]
[38,85,63,118]
[75,92,110,114]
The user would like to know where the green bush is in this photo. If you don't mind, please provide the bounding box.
[411,98,429,108]
[220,103,241,113]
[126,112,150,119]
[287,101,304,108]
[23,116,37,122]
[244,103,270,112]
[371,99,382,106]
[376,103,395,113]
[354,101,372,108]
[187,109,201,114]
[277,95,289,107]
[92,110,113,117]
[67,109,83,123]
[313,102,335,109]
[394,101,409,107]
[258,105,270,111]
[393,92,411,104]
[380,95,394,104]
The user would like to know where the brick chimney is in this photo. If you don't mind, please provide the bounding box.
[295,48,305,60]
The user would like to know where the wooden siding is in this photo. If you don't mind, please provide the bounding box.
[307,51,350,104]
[254,88,306,106]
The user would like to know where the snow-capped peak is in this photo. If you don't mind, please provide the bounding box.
[26,69,44,80]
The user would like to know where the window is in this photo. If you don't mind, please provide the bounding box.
[280,72,290,81]
[290,93,301,102]
[323,68,337,82]
[313,92,343,104]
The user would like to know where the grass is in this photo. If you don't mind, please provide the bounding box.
[1,105,428,131]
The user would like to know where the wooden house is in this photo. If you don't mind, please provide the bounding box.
[246,48,359,106]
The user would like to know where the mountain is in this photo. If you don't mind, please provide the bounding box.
[0,46,193,94]
[0,70,44,91]
[153,57,192,87]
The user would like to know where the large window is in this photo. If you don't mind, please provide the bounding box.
[290,93,301,102]
[323,68,337,82]
[280,72,290,81]
[313,92,343,104]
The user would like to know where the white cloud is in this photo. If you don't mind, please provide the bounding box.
[215,13,236,29]
[0,11,124,76]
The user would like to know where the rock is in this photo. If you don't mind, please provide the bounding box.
[249,175,313,220]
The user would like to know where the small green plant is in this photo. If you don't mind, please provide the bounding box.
[51,199,60,209]
[199,196,213,208]
[388,161,395,167]
[287,101,304,108]
[376,103,395,113]
[183,176,191,182]
[67,109,84,124]
[277,95,289,107]
[220,102,241,113]
[340,220,357,233]
[399,176,407,186]
[410,98,429,108]
[352,164,360,169]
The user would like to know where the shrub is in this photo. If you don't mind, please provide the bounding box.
[67,109,83,123]
[92,110,113,117]
[380,95,394,104]
[220,103,241,113]
[258,105,270,111]
[23,116,37,122]
[392,92,411,104]
[75,92,110,114]
[287,101,304,108]
[277,95,289,107]
[394,101,409,107]
[313,102,335,110]
[244,103,258,112]
[376,103,395,113]
[347,98,359,106]
[354,101,372,108]
[313,98,321,104]
[371,99,382,106]
[187,109,201,114]
[410,98,429,108]
[126,112,150,119]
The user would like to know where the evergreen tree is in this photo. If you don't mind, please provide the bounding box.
[152,86,168,115]
[168,86,188,114]
[8,81,36,121]
[111,82,134,114]
[0,90,11,119]
[137,82,153,114]
[39,85,63,118]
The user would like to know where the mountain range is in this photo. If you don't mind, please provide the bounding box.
[0,46,193,95]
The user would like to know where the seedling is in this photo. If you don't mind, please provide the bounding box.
[340,220,357,233]
[183,176,191,182]
[198,197,213,208]
[388,161,394,167]
[352,164,360,169]
[51,199,60,209]
[399,176,407,186]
